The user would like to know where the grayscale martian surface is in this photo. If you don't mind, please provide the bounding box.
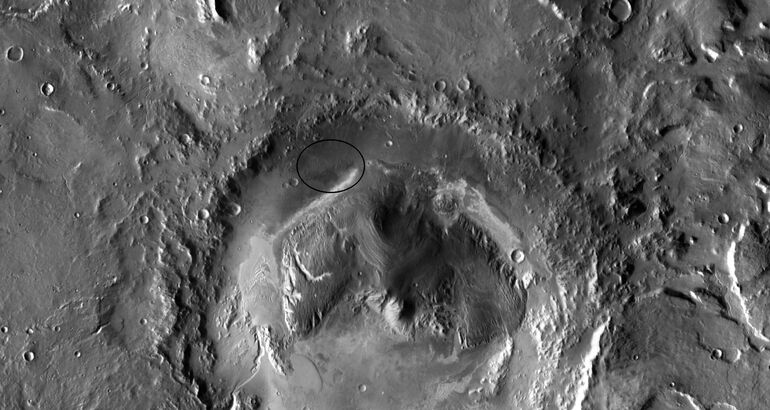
[3,0,770,409]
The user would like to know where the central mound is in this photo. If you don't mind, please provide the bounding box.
[281,167,527,349]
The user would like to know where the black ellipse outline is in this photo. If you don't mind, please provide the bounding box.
[296,139,366,193]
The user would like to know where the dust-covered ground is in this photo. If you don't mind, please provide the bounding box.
[2,0,770,409]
